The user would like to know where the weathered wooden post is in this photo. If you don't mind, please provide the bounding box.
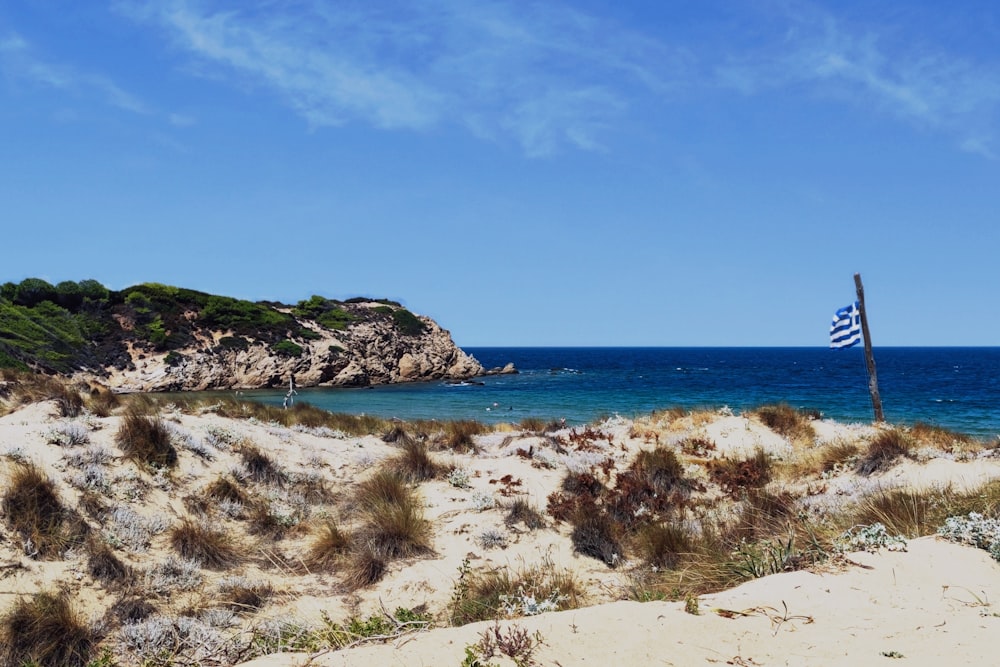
[853,273,884,422]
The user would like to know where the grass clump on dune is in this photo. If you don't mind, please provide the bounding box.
[856,428,913,475]
[304,519,352,572]
[168,518,240,569]
[449,557,581,626]
[752,403,817,442]
[340,469,432,587]
[707,449,773,498]
[86,537,134,587]
[388,438,442,482]
[0,590,96,667]
[238,443,287,486]
[115,404,177,468]
[909,422,979,453]
[505,498,546,530]
[435,419,489,453]
[3,371,85,417]
[2,461,88,558]
[636,523,694,570]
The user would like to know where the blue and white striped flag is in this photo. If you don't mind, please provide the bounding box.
[830,301,861,348]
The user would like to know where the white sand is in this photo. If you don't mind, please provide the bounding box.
[1,399,999,666]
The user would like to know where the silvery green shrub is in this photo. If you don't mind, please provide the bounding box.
[937,512,1000,562]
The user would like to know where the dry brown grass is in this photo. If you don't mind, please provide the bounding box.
[238,442,288,486]
[909,422,980,453]
[2,461,88,559]
[4,372,85,417]
[504,498,546,530]
[570,510,624,567]
[218,578,273,614]
[86,537,133,587]
[345,545,388,589]
[856,428,913,475]
[115,404,177,468]
[169,518,240,569]
[85,385,120,417]
[0,590,96,667]
[435,420,489,453]
[159,395,392,435]
[388,438,442,482]
[752,403,817,443]
[304,519,352,571]
[635,522,694,570]
[205,475,249,504]
[850,480,1000,539]
[346,468,432,585]
[449,557,582,626]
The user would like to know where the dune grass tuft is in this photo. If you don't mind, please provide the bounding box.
[359,497,433,561]
[437,419,488,453]
[449,556,581,626]
[505,498,546,530]
[85,385,120,417]
[635,522,694,570]
[0,590,96,667]
[345,545,388,589]
[570,510,624,568]
[752,403,816,442]
[909,422,978,452]
[388,438,441,482]
[238,443,287,486]
[205,474,249,504]
[304,520,352,571]
[115,405,177,468]
[7,372,84,417]
[2,461,88,558]
[86,537,133,587]
[856,428,913,476]
[218,577,273,614]
[348,468,432,584]
[168,518,240,569]
[356,469,413,509]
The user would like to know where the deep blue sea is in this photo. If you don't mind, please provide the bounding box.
[219,348,1000,438]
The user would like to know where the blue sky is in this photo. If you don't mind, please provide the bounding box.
[1,1,998,346]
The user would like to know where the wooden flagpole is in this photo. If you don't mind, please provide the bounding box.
[853,273,884,422]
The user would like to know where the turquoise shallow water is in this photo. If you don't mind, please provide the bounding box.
[181,347,1000,439]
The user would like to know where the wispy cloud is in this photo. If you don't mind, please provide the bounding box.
[121,0,685,156]
[0,31,149,114]
[118,0,1000,157]
[713,2,1000,157]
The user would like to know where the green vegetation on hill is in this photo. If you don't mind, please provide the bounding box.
[0,278,429,374]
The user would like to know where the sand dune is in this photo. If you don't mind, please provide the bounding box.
[1,389,998,666]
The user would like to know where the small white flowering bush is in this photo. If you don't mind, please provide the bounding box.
[447,468,471,489]
[937,512,1000,562]
[499,589,566,617]
[836,523,907,553]
[45,422,90,447]
[470,490,496,511]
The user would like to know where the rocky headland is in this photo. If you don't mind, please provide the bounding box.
[0,279,493,392]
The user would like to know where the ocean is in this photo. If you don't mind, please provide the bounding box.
[208,348,1000,438]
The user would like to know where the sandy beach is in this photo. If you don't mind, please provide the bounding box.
[2,377,999,666]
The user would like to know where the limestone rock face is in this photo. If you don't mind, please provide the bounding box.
[93,308,484,392]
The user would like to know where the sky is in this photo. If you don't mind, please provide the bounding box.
[1,1,998,347]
